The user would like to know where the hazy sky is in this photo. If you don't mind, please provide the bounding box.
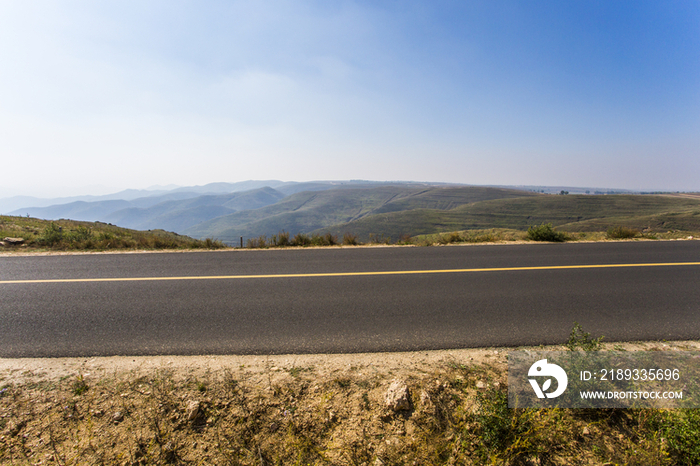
[1,1,698,197]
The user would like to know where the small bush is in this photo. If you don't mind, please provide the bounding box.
[342,233,358,245]
[292,233,311,247]
[247,235,269,248]
[396,234,413,245]
[70,226,93,242]
[40,222,64,246]
[607,226,639,239]
[368,233,390,244]
[201,238,225,248]
[654,409,700,465]
[97,232,114,241]
[273,231,291,247]
[526,223,568,242]
[474,388,536,461]
[323,232,337,246]
[437,232,462,244]
[464,232,495,243]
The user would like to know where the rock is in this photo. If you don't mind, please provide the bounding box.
[112,411,124,423]
[582,426,590,436]
[186,400,201,421]
[4,420,25,436]
[385,379,411,411]
[3,237,24,245]
[476,381,486,389]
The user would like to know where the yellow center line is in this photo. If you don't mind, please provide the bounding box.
[1,262,699,284]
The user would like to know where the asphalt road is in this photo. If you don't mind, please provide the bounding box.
[1,241,699,357]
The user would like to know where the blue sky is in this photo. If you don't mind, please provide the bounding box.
[1,1,698,197]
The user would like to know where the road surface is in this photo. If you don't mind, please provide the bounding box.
[1,241,699,357]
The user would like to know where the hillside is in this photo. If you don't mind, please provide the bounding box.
[0,216,224,251]
[316,194,700,241]
[182,185,536,242]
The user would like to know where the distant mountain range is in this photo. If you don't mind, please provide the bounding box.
[0,180,329,214]
[4,181,698,244]
[5,180,472,240]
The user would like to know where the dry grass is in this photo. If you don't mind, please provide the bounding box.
[0,216,226,252]
[2,342,699,465]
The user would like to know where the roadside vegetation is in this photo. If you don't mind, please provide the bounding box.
[2,215,697,253]
[241,226,697,249]
[607,225,641,239]
[0,216,225,252]
[2,333,699,464]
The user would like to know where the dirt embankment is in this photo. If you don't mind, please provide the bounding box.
[2,341,700,465]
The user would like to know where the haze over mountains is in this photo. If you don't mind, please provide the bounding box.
[4,181,470,240]
[4,181,698,245]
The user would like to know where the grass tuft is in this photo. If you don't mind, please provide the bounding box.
[607,226,640,239]
[566,322,604,351]
[71,374,89,396]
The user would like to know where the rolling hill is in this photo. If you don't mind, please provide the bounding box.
[182,185,539,242]
[7,180,699,246]
[315,194,700,241]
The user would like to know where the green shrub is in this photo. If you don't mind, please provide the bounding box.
[40,222,64,246]
[526,223,568,242]
[473,388,536,461]
[607,226,639,239]
[97,232,114,241]
[650,409,700,465]
[69,225,93,242]
[436,232,462,244]
[566,322,604,351]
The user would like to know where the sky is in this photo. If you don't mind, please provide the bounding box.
[1,0,699,197]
